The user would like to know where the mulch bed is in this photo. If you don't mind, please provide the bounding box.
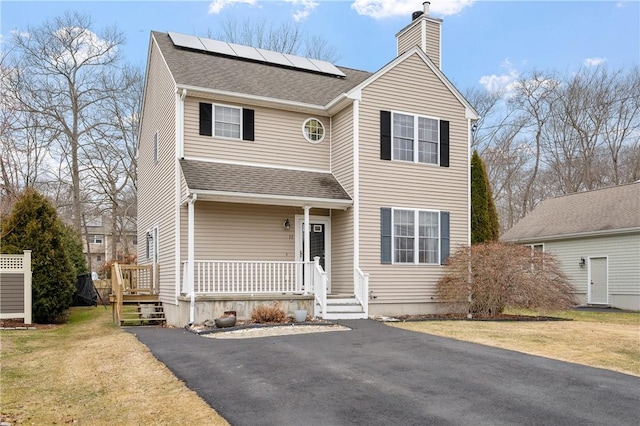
[387,313,571,322]
[0,318,59,330]
[186,317,336,335]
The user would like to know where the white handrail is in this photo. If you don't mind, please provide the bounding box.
[182,260,313,294]
[312,257,327,318]
[355,267,369,317]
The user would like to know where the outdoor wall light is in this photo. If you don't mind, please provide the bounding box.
[283,219,291,230]
[579,257,586,267]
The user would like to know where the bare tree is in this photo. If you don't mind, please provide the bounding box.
[212,17,339,62]
[4,12,125,233]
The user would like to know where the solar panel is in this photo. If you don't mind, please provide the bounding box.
[228,43,266,62]
[308,58,347,78]
[283,53,321,72]
[168,32,345,78]
[168,32,205,51]
[255,48,293,67]
[199,38,237,57]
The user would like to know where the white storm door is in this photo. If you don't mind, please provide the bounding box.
[588,257,608,305]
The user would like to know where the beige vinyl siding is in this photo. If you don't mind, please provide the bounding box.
[0,274,23,313]
[358,52,469,308]
[137,38,178,304]
[425,19,441,68]
[397,22,422,55]
[540,233,640,309]
[330,209,354,293]
[331,104,354,195]
[183,98,330,170]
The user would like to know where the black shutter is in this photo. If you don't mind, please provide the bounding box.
[381,208,392,264]
[440,211,450,265]
[380,111,391,160]
[199,103,212,136]
[439,120,449,167]
[242,108,254,141]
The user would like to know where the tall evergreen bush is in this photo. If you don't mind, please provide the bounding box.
[471,150,500,243]
[1,188,76,323]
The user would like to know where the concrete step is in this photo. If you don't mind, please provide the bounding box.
[323,312,368,320]
[326,303,363,313]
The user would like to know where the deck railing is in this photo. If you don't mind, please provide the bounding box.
[311,257,327,318]
[182,260,314,295]
[110,263,158,325]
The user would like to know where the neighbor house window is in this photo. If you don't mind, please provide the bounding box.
[92,235,103,244]
[302,118,325,143]
[381,208,448,265]
[96,255,102,262]
[380,110,449,167]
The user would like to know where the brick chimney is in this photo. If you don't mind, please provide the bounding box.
[396,1,443,68]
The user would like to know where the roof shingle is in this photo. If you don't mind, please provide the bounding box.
[153,31,372,106]
[501,182,640,242]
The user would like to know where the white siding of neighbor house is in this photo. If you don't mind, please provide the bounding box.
[538,233,640,310]
[358,52,469,315]
[137,37,178,304]
[183,97,331,170]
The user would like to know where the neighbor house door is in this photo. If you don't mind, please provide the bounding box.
[589,257,608,305]
[295,216,330,291]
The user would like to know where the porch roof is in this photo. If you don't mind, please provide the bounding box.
[180,159,353,209]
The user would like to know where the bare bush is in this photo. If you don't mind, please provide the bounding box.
[438,242,577,316]
[251,302,287,323]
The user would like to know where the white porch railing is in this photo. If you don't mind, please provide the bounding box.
[355,267,369,316]
[182,260,315,294]
[311,257,327,318]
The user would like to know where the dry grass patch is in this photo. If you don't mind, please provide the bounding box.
[0,307,228,425]
[389,310,640,377]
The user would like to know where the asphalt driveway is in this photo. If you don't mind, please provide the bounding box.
[129,320,639,426]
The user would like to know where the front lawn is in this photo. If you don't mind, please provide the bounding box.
[0,307,228,425]
[389,309,640,376]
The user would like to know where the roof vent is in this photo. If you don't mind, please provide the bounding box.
[412,10,424,21]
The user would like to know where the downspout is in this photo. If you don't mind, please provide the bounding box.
[175,88,187,305]
[188,193,197,324]
[350,92,361,286]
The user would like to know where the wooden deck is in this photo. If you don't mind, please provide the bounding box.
[111,263,163,326]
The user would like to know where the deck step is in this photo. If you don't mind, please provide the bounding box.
[119,302,166,326]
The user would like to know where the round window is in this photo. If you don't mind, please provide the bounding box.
[302,118,325,144]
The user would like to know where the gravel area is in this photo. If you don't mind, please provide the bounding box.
[202,324,350,339]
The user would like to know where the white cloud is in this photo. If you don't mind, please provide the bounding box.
[351,0,475,19]
[286,0,319,21]
[584,57,606,67]
[208,0,256,15]
[479,59,520,95]
[53,27,116,67]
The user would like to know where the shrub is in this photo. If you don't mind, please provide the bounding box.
[1,188,76,323]
[437,242,577,317]
[251,302,287,323]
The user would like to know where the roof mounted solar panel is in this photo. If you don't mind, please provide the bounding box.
[255,48,293,67]
[228,43,266,62]
[199,37,237,57]
[283,53,321,73]
[308,58,347,78]
[168,32,206,51]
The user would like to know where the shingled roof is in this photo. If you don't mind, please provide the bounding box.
[152,31,372,106]
[501,182,640,242]
[180,159,352,207]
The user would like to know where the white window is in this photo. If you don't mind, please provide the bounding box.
[393,209,440,264]
[392,112,439,164]
[302,118,325,143]
[214,105,241,139]
[153,131,158,162]
[146,227,158,262]
[92,235,103,244]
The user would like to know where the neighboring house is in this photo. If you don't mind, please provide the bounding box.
[501,182,640,311]
[82,216,137,276]
[137,3,478,326]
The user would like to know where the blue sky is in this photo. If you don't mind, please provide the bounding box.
[1,1,638,92]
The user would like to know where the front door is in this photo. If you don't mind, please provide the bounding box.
[295,216,330,291]
[589,257,608,305]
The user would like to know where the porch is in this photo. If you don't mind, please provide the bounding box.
[110,263,165,326]
[180,258,369,321]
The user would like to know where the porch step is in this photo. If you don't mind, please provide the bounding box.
[321,294,367,319]
[120,302,166,326]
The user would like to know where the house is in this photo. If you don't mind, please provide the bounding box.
[137,3,478,326]
[501,182,640,311]
[81,215,137,277]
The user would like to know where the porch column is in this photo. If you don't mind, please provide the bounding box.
[188,194,197,324]
[303,205,311,294]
